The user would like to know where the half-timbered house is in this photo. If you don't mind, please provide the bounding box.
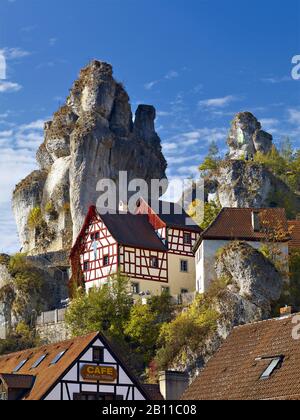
[71,200,202,297]
[0,332,160,400]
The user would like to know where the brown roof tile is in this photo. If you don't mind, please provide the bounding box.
[0,332,98,400]
[288,221,300,249]
[201,208,289,242]
[181,315,300,400]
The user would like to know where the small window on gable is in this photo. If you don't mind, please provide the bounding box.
[183,232,192,245]
[260,356,284,380]
[13,359,28,373]
[103,255,110,266]
[150,256,159,269]
[92,347,104,363]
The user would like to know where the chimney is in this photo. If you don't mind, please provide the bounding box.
[280,306,293,317]
[252,210,261,232]
[159,371,189,401]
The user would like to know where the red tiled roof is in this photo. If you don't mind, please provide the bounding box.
[0,332,98,400]
[288,221,300,249]
[181,315,300,400]
[201,208,289,242]
[0,332,154,401]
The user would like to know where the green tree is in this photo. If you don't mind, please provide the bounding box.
[199,141,220,174]
[0,322,40,356]
[187,199,221,230]
[65,273,133,338]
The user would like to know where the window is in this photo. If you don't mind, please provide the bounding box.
[180,260,188,273]
[161,286,170,294]
[13,359,28,373]
[103,255,110,266]
[50,350,66,365]
[91,233,95,241]
[93,347,104,363]
[83,261,89,271]
[181,288,189,294]
[131,282,140,295]
[31,354,47,369]
[183,232,192,245]
[260,356,284,380]
[150,256,159,269]
[95,232,100,240]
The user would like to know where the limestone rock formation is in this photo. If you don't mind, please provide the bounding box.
[170,242,284,378]
[202,112,300,217]
[227,112,273,160]
[12,60,167,254]
[206,160,300,216]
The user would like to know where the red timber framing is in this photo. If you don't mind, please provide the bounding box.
[119,247,168,283]
[72,203,201,289]
[80,217,118,284]
[167,228,198,257]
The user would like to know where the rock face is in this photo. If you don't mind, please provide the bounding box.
[12,61,167,254]
[227,112,273,160]
[204,112,300,217]
[171,242,284,378]
[215,242,283,313]
[206,160,300,216]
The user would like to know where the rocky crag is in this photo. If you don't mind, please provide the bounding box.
[205,112,300,217]
[171,241,283,379]
[13,60,167,255]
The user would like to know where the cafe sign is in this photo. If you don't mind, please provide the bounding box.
[81,365,118,383]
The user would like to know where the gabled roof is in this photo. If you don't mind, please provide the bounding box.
[101,213,167,251]
[136,198,202,233]
[181,314,300,400]
[0,332,98,400]
[0,331,152,401]
[288,220,300,249]
[199,208,289,243]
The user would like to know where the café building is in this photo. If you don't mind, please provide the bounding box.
[0,332,161,401]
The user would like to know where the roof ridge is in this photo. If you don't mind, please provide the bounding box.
[0,331,98,360]
[233,313,300,330]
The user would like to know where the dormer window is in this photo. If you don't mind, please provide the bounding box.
[252,211,261,232]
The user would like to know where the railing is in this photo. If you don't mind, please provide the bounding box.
[36,308,67,326]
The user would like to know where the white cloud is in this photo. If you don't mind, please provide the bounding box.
[198,95,240,109]
[288,109,300,126]
[0,118,46,252]
[165,70,179,80]
[261,76,292,84]
[144,80,160,90]
[0,81,22,92]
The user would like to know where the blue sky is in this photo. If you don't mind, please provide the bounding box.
[0,0,299,253]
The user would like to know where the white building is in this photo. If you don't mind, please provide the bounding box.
[195,208,290,294]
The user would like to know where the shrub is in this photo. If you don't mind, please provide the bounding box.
[27,207,43,229]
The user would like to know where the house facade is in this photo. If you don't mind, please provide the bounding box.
[0,332,157,401]
[71,200,202,297]
[195,208,290,294]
